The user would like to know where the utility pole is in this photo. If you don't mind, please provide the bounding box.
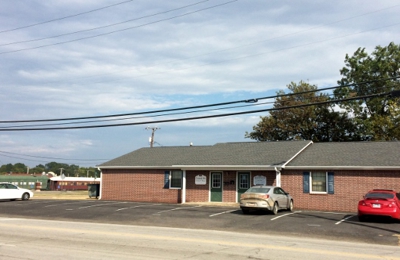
[59,168,65,179]
[146,127,160,147]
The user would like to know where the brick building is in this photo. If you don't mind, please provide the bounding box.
[98,141,400,212]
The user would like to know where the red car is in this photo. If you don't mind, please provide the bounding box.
[358,189,400,221]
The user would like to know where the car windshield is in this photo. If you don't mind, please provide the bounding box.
[246,187,270,193]
[365,192,394,199]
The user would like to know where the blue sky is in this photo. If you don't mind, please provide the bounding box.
[0,0,399,168]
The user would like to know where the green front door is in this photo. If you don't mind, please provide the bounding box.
[237,172,250,201]
[210,172,222,202]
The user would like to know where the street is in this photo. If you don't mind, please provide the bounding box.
[1,217,400,260]
[2,198,400,259]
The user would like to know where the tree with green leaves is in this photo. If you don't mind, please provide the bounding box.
[0,163,14,174]
[0,162,100,177]
[30,164,46,174]
[246,81,359,142]
[334,42,400,140]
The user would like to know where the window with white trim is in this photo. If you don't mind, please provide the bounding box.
[170,170,182,189]
[303,171,334,194]
[311,172,327,193]
[238,172,250,189]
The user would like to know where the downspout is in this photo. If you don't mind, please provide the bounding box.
[274,167,281,187]
[181,170,186,204]
[97,168,102,200]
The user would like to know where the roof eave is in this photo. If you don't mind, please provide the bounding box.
[99,165,280,171]
[175,165,279,171]
[283,166,400,171]
[99,166,176,170]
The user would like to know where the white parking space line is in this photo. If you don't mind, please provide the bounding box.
[116,203,161,211]
[209,210,236,217]
[79,202,128,209]
[335,215,354,225]
[153,206,202,215]
[29,201,54,205]
[44,201,91,207]
[320,211,350,215]
[270,211,301,221]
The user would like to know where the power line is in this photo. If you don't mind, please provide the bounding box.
[3,2,397,91]
[5,1,396,48]
[0,100,277,129]
[0,92,393,132]
[0,0,209,47]
[0,150,108,161]
[23,20,400,88]
[160,4,400,62]
[1,76,397,125]
[0,0,238,55]
[0,0,135,34]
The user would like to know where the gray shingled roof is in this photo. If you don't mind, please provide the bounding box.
[99,141,312,168]
[285,141,400,168]
[99,141,400,170]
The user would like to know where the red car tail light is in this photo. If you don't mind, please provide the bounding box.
[261,194,270,199]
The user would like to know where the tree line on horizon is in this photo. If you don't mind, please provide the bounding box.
[0,162,100,177]
[246,42,400,142]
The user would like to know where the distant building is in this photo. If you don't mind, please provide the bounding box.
[49,176,101,191]
[0,174,49,190]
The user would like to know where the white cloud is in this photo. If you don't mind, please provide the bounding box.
[0,0,399,166]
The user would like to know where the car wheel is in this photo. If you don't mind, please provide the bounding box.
[358,215,366,222]
[287,200,294,212]
[272,202,278,215]
[21,193,30,201]
[242,208,249,214]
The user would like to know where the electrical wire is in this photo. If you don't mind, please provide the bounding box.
[1,76,397,124]
[0,151,108,161]
[27,20,400,88]
[0,100,276,129]
[0,0,209,47]
[0,92,391,131]
[0,0,135,34]
[11,3,398,88]
[0,0,238,55]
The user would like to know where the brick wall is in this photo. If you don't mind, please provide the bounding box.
[222,171,236,202]
[186,171,209,202]
[184,170,276,202]
[101,169,400,212]
[249,171,276,186]
[101,169,181,203]
[281,170,400,213]
[101,170,278,203]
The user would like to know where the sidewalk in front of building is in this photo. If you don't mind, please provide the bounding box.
[32,190,92,200]
[32,190,240,207]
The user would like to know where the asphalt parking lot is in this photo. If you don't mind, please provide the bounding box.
[1,199,400,246]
